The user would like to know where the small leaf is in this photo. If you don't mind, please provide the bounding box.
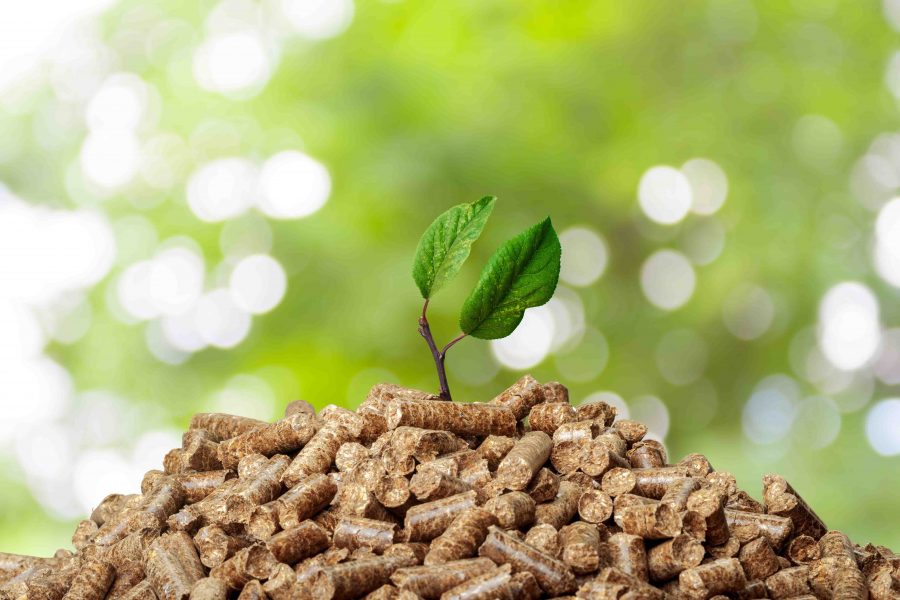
[412,196,496,299]
[459,217,561,339]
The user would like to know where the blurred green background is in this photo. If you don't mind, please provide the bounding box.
[1,0,899,554]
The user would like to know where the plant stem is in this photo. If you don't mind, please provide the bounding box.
[418,300,453,400]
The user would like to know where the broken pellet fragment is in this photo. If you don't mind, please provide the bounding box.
[334,517,397,553]
[425,507,498,565]
[559,521,603,575]
[679,558,747,599]
[404,491,479,542]
[390,557,497,599]
[646,534,704,582]
[484,491,536,530]
[490,375,545,421]
[267,520,330,563]
[762,474,827,540]
[217,413,319,469]
[310,555,417,600]
[478,525,577,596]
[385,400,517,437]
[497,431,552,491]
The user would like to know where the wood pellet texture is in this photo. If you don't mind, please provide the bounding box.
[2,377,896,600]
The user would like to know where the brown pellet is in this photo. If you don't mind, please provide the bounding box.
[225,455,290,524]
[404,491,479,542]
[409,471,472,502]
[375,476,413,508]
[646,534,705,582]
[189,413,267,440]
[193,525,253,569]
[484,491,536,530]
[144,532,206,600]
[282,418,361,487]
[764,565,811,599]
[535,481,582,530]
[438,564,514,600]
[478,526,577,596]
[118,580,158,600]
[626,442,666,469]
[106,560,145,599]
[524,524,561,557]
[550,421,597,475]
[475,435,516,470]
[614,503,681,540]
[610,420,647,444]
[724,509,793,551]
[267,520,330,563]
[309,555,417,600]
[425,507,498,565]
[630,467,693,500]
[541,381,569,404]
[786,535,820,565]
[246,502,280,540]
[391,557,497,599]
[762,475,827,541]
[686,487,729,546]
[365,584,399,600]
[385,400,517,437]
[528,403,576,435]
[209,545,277,591]
[578,489,613,524]
[284,399,316,416]
[189,577,228,600]
[61,559,115,600]
[562,522,606,578]
[600,532,647,581]
[726,490,764,514]
[236,579,266,600]
[738,536,781,580]
[600,468,637,497]
[581,445,630,478]
[706,535,741,560]
[659,478,700,512]
[217,413,319,469]
[526,468,560,504]
[391,428,465,463]
[678,454,713,478]
[679,557,747,599]
[490,375,545,421]
[275,472,337,529]
[497,431,552,491]
[335,442,369,473]
[574,401,617,427]
[593,567,665,600]
[336,483,397,523]
[334,517,397,553]
[96,480,185,546]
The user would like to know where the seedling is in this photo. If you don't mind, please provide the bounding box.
[412,196,562,400]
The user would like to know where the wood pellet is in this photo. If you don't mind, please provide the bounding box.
[2,375,896,600]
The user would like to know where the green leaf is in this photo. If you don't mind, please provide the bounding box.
[459,217,561,339]
[412,196,496,299]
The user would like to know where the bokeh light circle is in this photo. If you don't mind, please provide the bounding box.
[638,166,692,225]
[640,250,696,310]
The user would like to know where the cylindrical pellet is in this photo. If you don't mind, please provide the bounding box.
[476,436,516,470]
[528,402,576,435]
[600,468,637,497]
[630,467,693,499]
[626,441,666,469]
[686,487,729,546]
[489,375,545,421]
[484,491,536,530]
[404,491,478,542]
[524,524,560,557]
[578,489,613,524]
[276,473,338,528]
[267,520,330,563]
[385,400,517,437]
[575,401,617,426]
[535,481,582,530]
[762,475,827,540]
[390,558,497,599]
[611,420,647,444]
[497,431,552,491]
[189,414,266,440]
[236,580,266,600]
[581,445,630,478]
[614,503,681,540]
[724,509,793,550]
[225,455,290,524]
[600,533,647,581]
[679,558,747,599]
[189,577,228,600]
[61,560,115,600]
[410,471,472,502]
[478,526,576,596]
[144,532,206,600]
[193,525,253,569]
[309,555,416,600]
[425,507,498,565]
[334,517,397,553]
[209,545,278,591]
[646,534,705,582]
[217,413,319,469]
[525,468,560,504]
[282,417,361,487]
[559,522,603,575]
[764,565,812,599]
[738,536,781,581]
[787,535,821,565]
[659,478,700,512]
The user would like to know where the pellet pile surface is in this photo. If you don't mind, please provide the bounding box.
[2,376,898,600]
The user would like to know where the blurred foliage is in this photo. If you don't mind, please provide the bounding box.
[1,0,899,554]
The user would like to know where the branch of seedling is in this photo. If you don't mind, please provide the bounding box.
[412,196,561,402]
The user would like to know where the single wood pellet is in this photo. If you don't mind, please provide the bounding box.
[3,377,896,600]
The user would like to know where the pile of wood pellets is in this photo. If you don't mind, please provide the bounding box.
[2,376,898,600]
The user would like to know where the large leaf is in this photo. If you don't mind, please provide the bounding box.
[412,196,496,299]
[459,217,561,339]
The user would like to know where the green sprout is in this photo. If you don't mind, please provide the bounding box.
[413,196,562,400]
